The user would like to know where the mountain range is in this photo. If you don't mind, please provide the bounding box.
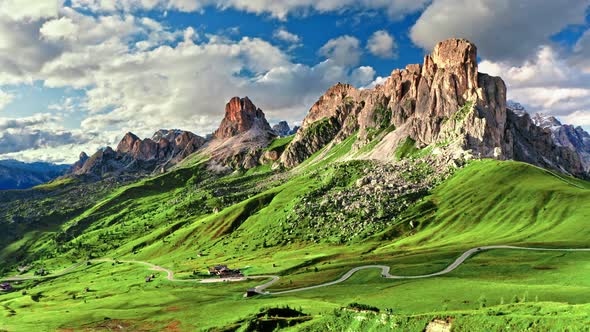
[63,38,590,182]
[2,38,590,331]
[0,160,68,190]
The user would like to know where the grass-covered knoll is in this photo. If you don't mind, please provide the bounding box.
[265,135,295,152]
[378,159,590,251]
[32,177,78,190]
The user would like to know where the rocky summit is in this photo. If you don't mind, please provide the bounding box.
[272,121,291,137]
[278,38,588,178]
[204,96,276,170]
[281,38,509,167]
[214,97,273,139]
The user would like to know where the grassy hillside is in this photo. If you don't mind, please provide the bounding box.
[377,159,590,251]
[1,147,590,331]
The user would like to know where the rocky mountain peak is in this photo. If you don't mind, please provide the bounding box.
[531,113,562,128]
[431,38,477,70]
[278,38,587,178]
[520,110,590,172]
[69,152,89,174]
[281,38,507,168]
[116,132,141,154]
[273,121,291,137]
[74,129,205,179]
[213,96,272,139]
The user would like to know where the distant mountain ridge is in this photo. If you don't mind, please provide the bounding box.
[71,129,206,179]
[0,160,68,190]
[531,113,590,172]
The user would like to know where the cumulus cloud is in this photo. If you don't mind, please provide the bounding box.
[0,113,59,131]
[0,113,80,155]
[0,89,13,111]
[1,8,372,149]
[0,113,113,162]
[350,66,376,86]
[72,34,372,137]
[480,46,590,127]
[410,0,589,64]
[71,0,429,20]
[367,30,396,58]
[273,27,300,43]
[40,17,78,40]
[362,75,388,90]
[319,35,361,67]
[0,130,82,154]
[0,0,62,21]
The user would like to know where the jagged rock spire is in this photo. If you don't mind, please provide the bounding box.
[213,96,273,139]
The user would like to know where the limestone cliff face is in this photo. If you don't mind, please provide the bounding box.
[281,38,512,167]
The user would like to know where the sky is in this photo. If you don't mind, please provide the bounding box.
[1,0,590,164]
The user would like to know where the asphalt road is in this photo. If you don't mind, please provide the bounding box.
[3,245,589,296]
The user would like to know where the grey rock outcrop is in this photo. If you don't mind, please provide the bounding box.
[506,109,585,176]
[69,152,89,173]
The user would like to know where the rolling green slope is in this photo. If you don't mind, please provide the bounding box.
[1,144,590,331]
[377,160,590,251]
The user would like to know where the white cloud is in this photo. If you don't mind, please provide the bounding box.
[40,17,78,40]
[0,113,58,130]
[0,89,13,110]
[479,46,590,128]
[0,0,62,21]
[410,0,589,64]
[0,113,114,162]
[26,14,372,149]
[563,111,590,127]
[350,66,376,86]
[273,27,300,43]
[362,75,387,89]
[367,30,396,58]
[71,0,429,20]
[319,35,361,67]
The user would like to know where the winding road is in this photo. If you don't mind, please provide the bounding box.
[3,245,589,295]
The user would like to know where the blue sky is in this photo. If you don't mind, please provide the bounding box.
[0,0,590,163]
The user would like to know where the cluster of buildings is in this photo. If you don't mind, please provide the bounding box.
[208,265,242,277]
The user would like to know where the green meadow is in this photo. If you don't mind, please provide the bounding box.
[1,136,590,331]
